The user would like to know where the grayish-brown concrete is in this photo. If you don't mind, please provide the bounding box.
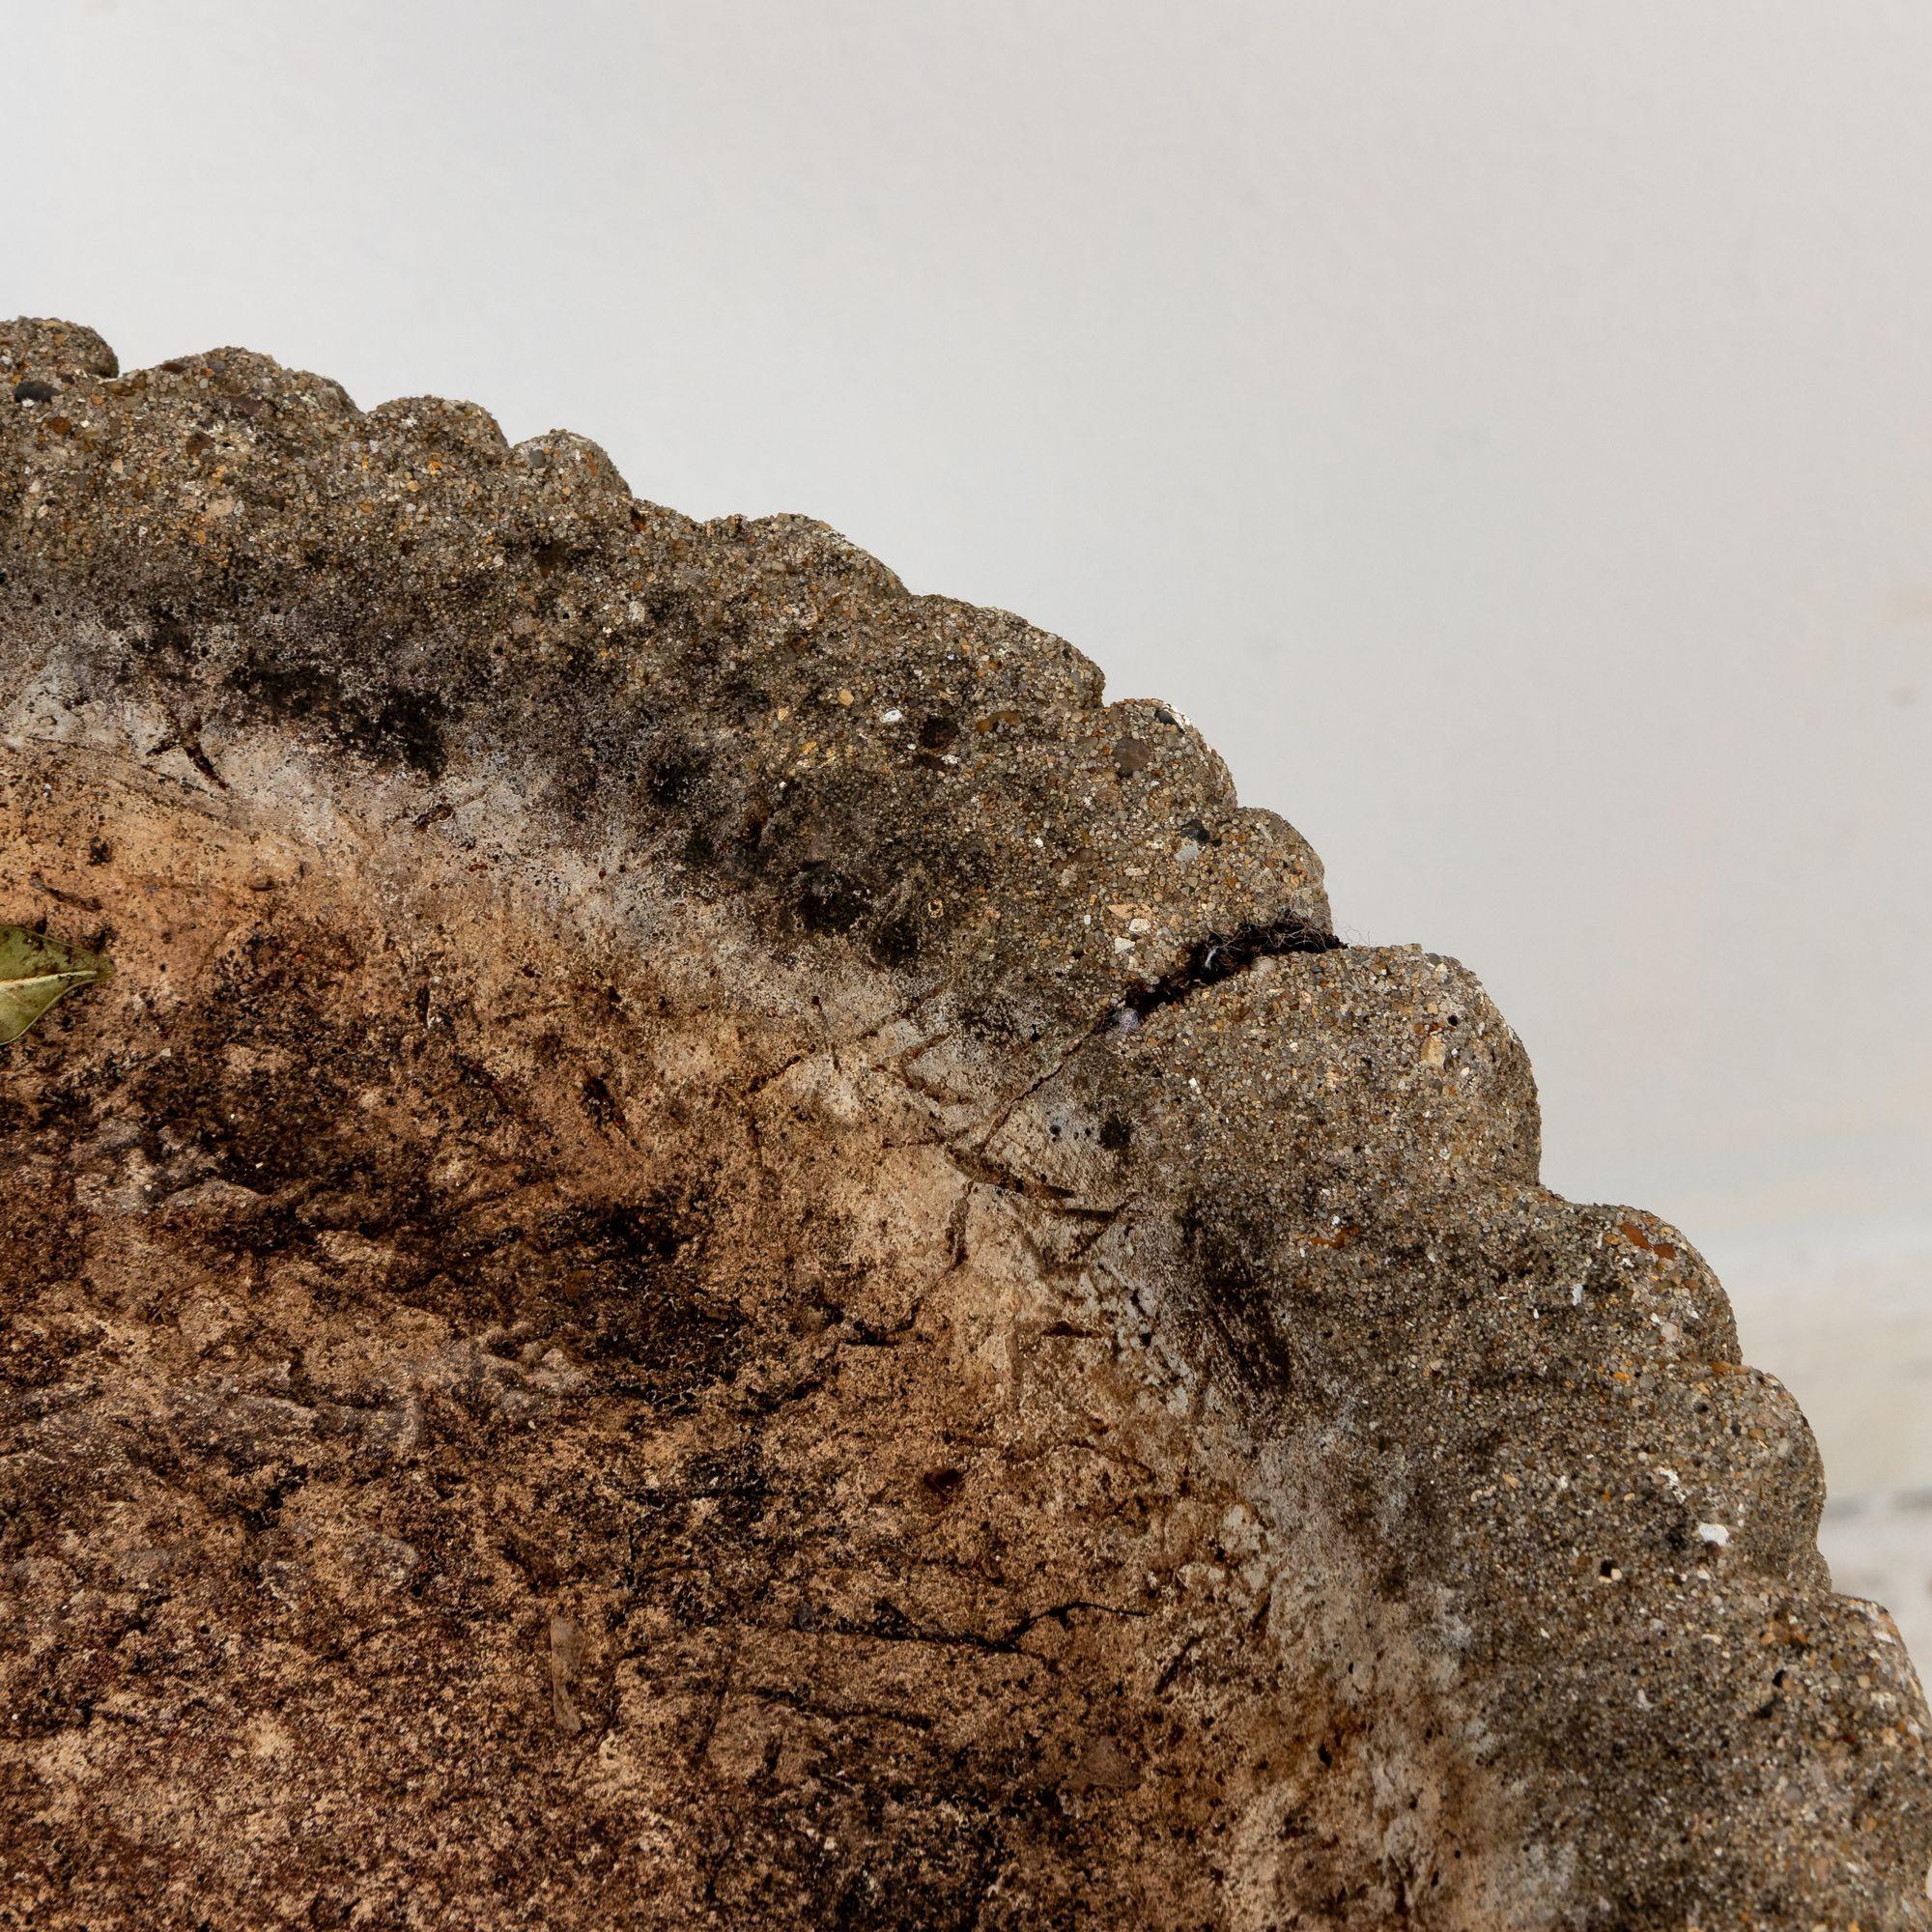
[3,320,1927,1927]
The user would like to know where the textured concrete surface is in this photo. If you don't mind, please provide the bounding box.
[1747,1234,1932,1675]
[2,318,1928,1928]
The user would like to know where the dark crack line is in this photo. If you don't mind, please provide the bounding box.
[1119,908,1343,1023]
[959,907,1343,1169]
[796,1597,1151,1660]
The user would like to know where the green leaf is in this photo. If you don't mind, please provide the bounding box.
[0,923,110,1047]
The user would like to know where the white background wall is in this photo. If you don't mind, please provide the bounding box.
[10,0,1929,1648]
